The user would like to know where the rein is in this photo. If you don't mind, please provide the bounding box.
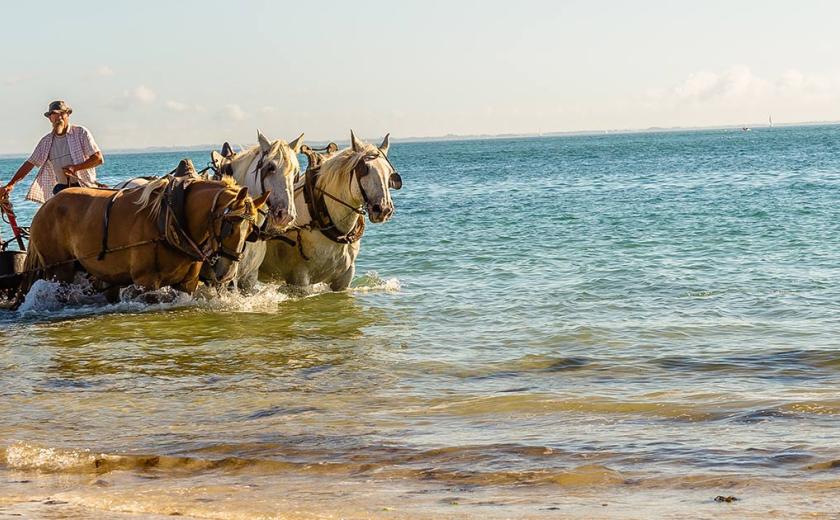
[0,237,165,282]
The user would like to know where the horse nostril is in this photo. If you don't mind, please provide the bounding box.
[372,204,382,214]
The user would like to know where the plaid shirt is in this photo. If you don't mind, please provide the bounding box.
[25,125,100,204]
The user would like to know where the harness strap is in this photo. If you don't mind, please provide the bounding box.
[157,176,208,261]
[98,190,123,260]
[266,234,296,246]
[206,189,245,262]
[295,229,310,261]
[0,238,163,282]
[302,164,366,245]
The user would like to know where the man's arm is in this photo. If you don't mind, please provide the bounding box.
[1,160,36,195]
[65,151,104,178]
[2,134,51,195]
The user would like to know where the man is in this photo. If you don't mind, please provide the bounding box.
[0,100,104,203]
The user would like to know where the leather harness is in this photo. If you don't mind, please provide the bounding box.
[302,162,366,245]
[99,176,255,263]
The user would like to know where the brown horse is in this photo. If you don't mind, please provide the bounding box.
[21,176,268,298]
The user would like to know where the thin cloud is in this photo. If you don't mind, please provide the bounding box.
[96,65,114,77]
[165,100,189,112]
[220,104,248,122]
[107,85,157,110]
[647,66,839,108]
[165,100,207,113]
[133,85,156,103]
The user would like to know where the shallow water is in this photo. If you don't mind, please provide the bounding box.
[3,127,840,518]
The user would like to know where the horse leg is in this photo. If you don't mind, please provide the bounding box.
[47,262,78,285]
[287,268,311,288]
[329,264,355,291]
[102,285,122,303]
[173,277,199,295]
[237,270,259,294]
[120,273,161,302]
[132,274,161,291]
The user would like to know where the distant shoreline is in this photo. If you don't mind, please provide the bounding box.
[1,120,839,159]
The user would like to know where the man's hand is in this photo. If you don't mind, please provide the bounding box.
[63,165,79,179]
[0,184,13,200]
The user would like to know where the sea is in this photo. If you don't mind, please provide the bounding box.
[2,126,840,519]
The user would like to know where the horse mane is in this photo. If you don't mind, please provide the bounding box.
[134,177,171,217]
[318,143,378,182]
[135,176,239,217]
[228,139,300,182]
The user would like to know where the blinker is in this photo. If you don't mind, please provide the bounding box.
[389,172,402,190]
[246,226,261,242]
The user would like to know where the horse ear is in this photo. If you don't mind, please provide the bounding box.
[257,130,272,153]
[288,133,304,153]
[379,133,390,156]
[221,142,235,158]
[350,130,363,152]
[236,186,249,202]
[327,142,338,153]
[210,150,223,169]
[252,190,271,209]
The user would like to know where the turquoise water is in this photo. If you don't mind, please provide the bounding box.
[2,127,840,518]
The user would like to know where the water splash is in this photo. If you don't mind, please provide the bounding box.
[350,271,401,293]
[193,283,289,312]
[8,272,398,321]
[15,279,194,321]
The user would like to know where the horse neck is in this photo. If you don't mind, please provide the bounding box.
[184,183,221,243]
[316,166,362,235]
[229,146,261,186]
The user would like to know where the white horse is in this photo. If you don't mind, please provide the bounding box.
[207,130,304,291]
[113,131,303,291]
[260,131,401,290]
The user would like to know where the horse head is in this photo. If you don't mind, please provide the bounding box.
[211,131,303,234]
[349,130,401,223]
[254,130,303,233]
[200,184,270,285]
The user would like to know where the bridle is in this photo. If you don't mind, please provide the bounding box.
[313,151,402,217]
[209,146,299,247]
[298,150,402,245]
[203,191,257,265]
[350,151,402,208]
[254,149,295,197]
[171,184,254,267]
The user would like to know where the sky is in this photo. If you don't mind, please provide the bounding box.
[1,0,840,153]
